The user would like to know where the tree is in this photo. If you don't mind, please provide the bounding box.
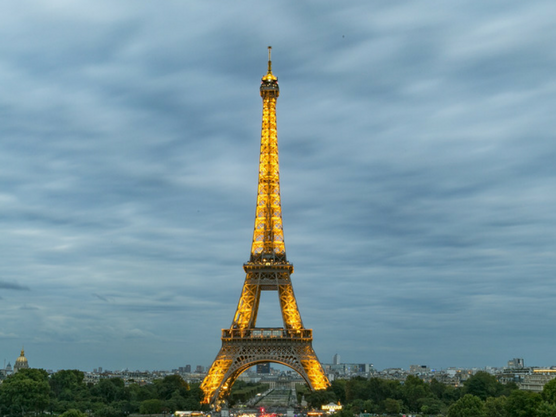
[430,378,447,399]
[402,375,431,412]
[0,368,51,416]
[447,394,485,417]
[419,397,445,415]
[155,375,190,400]
[90,378,129,404]
[345,377,368,403]
[349,399,365,414]
[537,402,556,417]
[60,410,88,417]
[50,370,87,398]
[464,371,502,400]
[505,390,542,417]
[543,379,556,405]
[333,409,354,417]
[382,398,402,415]
[330,379,347,404]
[366,378,401,404]
[442,384,463,406]
[50,369,91,413]
[485,396,508,417]
[128,383,154,403]
[140,399,163,414]
[305,389,336,408]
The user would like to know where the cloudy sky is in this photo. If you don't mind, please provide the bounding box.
[1,1,555,373]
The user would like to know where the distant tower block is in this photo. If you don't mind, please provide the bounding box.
[333,353,341,365]
[200,47,329,408]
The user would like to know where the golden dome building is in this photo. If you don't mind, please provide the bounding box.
[13,348,29,373]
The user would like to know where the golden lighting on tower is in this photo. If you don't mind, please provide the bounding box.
[200,47,329,408]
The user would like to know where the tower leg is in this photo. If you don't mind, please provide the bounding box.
[201,338,329,408]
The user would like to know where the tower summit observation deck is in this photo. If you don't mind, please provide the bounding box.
[200,48,329,408]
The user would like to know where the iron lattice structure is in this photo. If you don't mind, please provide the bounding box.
[200,48,330,408]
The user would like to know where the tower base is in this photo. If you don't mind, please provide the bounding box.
[201,329,329,408]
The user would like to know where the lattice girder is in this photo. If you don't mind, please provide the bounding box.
[251,91,285,261]
[278,283,303,330]
[232,283,259,329]
[201,48,329,409]
[201,337,328,406]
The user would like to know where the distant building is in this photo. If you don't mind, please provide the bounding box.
[185,364,191,373]
[257,363,270,374]
[322,402,342,413]
[519,370,556,392]
[333,354,341,365]
[410,365,430,374]
[325,362,373,376]
[195,365,205,373]
[508,358,525,369]
[14,349,29,373]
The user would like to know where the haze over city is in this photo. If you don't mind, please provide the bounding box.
[1,1,555,372]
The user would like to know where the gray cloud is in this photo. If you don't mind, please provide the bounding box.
[0,281,30,291]
[0,0,555,371]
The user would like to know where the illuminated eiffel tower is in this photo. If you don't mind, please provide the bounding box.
[200,47,330,407]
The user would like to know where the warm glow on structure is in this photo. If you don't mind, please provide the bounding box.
[200,47,329,408]
[322,402,343,413]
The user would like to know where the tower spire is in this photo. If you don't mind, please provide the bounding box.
[262,46,277,82]
[251,45,283,262]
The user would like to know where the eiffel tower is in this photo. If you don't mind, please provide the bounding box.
[200,47,330,407]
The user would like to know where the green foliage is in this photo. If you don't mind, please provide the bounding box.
[155,375,190,400]
[366,378,401,404]
[230,381,269,405]
[464,371,503,400]
[51,370,91,408]
[419,396,445,415]
[442,384,463,405]
[447,394,485,417]
[505,389,543,417]
[402,375,431,412]
[0,368,51,416]
[430,378,447,399]
[537,401,556,417]
[305,389,337,408]
[0,368,212,417]
[94,404,124,417]
[345,377,369,403]
[60,409,88,417]
[333,409,354,417]
[330,379,347,404]
[129,382,157,402]
[10,367,556,417]
[543,379,556,405]
[500,382,520,397]
[382,398,402,414]
[90,378,130,404]
[485,395,509,417]
[140,398,163,414]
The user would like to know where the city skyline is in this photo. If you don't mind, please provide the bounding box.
[0,349,541,374]
[1,1,555,372]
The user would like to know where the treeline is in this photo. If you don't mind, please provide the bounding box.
[3,368,556,417]
[229,381,269,405]
[300,372,556,416]
[0,369,208,417]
